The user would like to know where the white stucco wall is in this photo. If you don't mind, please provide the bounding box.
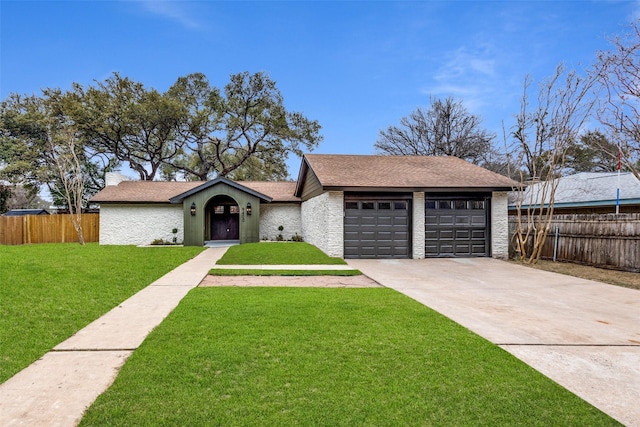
[99,204,184,245]
[412,192,425,259]
[259,203,302,240]
[491,192,509,259]
[301,191,344,257]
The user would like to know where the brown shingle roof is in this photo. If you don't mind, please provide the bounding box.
[300,154,517,191]
[240,181,299,202]
[91,181,203,203]
[90,180,299,203]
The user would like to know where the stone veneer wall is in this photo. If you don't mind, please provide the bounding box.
[99,204,184,245]
[300,191,344,257]
[259,203,302,240]
[491,192,509,259]
[412,192,425,259]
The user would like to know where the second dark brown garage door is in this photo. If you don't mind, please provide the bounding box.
[425,196,489,257]
[344,198,411,259]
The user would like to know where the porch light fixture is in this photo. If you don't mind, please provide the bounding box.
[190,202,196,216]
[246,202,252,216]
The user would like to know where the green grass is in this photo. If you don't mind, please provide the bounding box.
[216,242,347,265]
[209,268,362,276]
[80,288,618,426]
[0,243,204,383]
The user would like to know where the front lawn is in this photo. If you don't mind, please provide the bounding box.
[80,287,617,426]
[0,243,204,383]
[216,242,347,265]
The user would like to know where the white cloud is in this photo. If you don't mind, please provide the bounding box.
[138,0,202,30]
[424,45,504,113]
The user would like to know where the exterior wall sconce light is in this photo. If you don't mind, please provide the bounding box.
[246,202,252,216]
[190,202,196,216]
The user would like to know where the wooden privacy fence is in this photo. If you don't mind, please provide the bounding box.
[508,213,640,272]
[0,214,99,245]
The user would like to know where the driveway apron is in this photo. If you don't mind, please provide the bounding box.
[0,247,227,427]
[348,257,640,427]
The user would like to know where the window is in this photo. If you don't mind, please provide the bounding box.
[214,206,224,214]
[230,206,240,214]
[378,202,391,210]
[394,201,407,210]
[455,200,467,210]
[345,201,359,210]
[425,200,436,209]
[471,200,485,210]
[438,200,452,209]
[362,202,375,210]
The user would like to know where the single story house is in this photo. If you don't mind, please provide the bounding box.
[91,154,517,259]
[509,172,640,215]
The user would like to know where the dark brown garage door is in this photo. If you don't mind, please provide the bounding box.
[425,197,489,257]
[344,199,411,259]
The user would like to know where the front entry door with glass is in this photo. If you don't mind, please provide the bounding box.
[211,203,240,240]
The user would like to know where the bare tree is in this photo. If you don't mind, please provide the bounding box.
[593,20,640,180]
[375,96,495,165]
[46,125,86,244]
[509,64,596,264]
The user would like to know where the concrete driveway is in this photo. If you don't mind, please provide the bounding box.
[347,257,640,427]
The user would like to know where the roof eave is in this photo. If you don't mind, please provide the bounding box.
[509,198,640,210]
[91,200,173,205]
[323,185,515,193]
[293,156,310,197]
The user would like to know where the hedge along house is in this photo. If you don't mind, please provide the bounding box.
[91,154,517,259]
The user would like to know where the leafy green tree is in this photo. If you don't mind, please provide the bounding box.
[1,91,112,209]
[0,94,50,192]
[165,72,321,180]
[2,71,321,199]
[70,73,183,181]
[565,131,620,174]
[0,91,92,242]
[227,153,289,181]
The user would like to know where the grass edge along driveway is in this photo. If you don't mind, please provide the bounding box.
[80,287,618,426]
[0,243,205,383]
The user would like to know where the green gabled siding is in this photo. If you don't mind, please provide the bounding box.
[181,182,262,246]
[301,168,323,201]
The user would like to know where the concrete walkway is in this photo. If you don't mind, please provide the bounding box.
[347,257,640,427]
[0,247,228,427]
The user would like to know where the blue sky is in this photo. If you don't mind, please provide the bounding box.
[1,1,638,178]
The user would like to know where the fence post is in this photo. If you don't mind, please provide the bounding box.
[553,226,559,262]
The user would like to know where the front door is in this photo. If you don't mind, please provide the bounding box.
[211,204,239,240]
